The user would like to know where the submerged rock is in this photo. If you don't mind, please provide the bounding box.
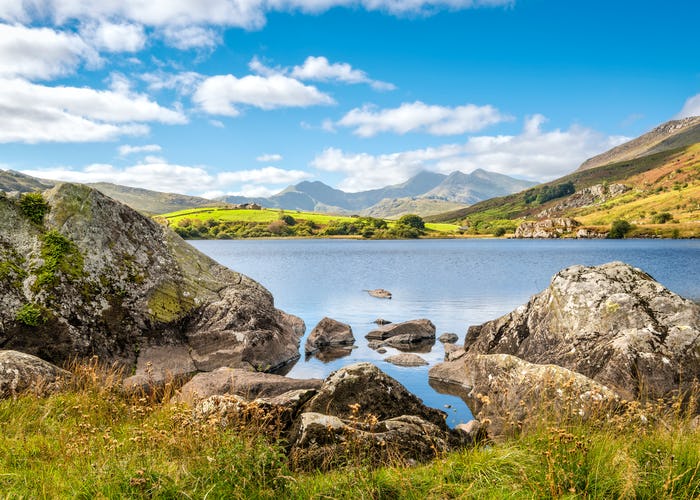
[461,261,700,400]
[305,317,354,354]
[0,350,69,398]
[0,183,303,380]
[384,353,428,367]
[439,332,459,344]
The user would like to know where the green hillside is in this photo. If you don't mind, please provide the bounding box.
[426,143,700,238]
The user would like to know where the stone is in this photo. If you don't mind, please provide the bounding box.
[0,350,69,398]
[366,319,436,341]
[384,353,428,367]
[367,289,392,299]
[536,183,630,219]
[0,183,303,382]
[305,317,354,354]
[514,218,581,238]
[455,419,487,443]
[439,332,459,343]
[172,367,322,404]
[461,262,700,400]
[382,333,435,351]
[430,353,619,436]
[302,362,448,429]
[373,318,392,325]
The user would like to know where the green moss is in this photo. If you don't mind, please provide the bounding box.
[32,230,84,291]
[15,303,48,326]
[146,280,196,323]
[0,246,27,288]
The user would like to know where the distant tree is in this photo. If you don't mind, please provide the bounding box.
[279,214,296,226]
[608,219,632,239]
[651,212,672,224]
[493,227,506,237]
[397,214,425,230]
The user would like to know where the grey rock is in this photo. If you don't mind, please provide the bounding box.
[172,367,322,404]
[0,183,303,381]
[302,362,448,429]
[0,350,69,398]
[384,353,428,367]
[382,333,435,351]
[537,183,630,219]
[430,353,618,436]
[366,318,436,341]
[438,332,459,344]
[461,262,700,400]
[305,317,354,354]
[455,419,487,443]
[514,218,581,238]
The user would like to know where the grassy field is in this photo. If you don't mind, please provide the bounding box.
[158,207,461,237]
[1,362,699,498]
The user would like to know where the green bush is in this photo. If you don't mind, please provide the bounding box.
[493,227,507,237]
[33,230,84,290]
[18,192,50,225]
[397,214,425,230]
[608,219,633,239]
[651,212,673,224]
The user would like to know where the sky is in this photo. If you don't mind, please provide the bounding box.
[1,0,699,198]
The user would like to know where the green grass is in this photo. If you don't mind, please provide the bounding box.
[2,362,699,498]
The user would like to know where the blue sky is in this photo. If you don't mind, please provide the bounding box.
[1,0,699,198]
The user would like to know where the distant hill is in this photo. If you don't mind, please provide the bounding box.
[0,170,223,215]
[427,119,700,238]
[577,116,700,171]
[219,169,535,218]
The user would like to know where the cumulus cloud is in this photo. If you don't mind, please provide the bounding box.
[118,143,162,156]
[193,73,334,117]
[1,1,513,33]
[337,101,511,137]
[161,25,220,50]
[81,21,146,52]
[0,23,99,79]
[19,161,311,196]
[676,93,700,119]
[0,78,186,143]
[290,56,395,90]
[256,153,283,162]
[311,115,628,191]
[141,71,204,95]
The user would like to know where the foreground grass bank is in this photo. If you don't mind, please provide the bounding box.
[1,363,699,498]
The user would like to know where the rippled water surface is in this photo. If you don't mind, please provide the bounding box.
[192,238,700,427]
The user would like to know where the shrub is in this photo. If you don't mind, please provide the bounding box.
[397,214,425,230]
[16,303,46,326]
[18,192,50,225]
[493,227,507,237]
[608,219,632,239]
[651,212,673,224]
[279,214,296,226]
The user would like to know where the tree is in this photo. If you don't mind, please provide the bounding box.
[608,219,632,239]
[397,214,425,230]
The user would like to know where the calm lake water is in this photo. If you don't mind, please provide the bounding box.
[191,238,700,427]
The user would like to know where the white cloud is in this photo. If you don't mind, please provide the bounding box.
[676,93,700,119]
[337,101,511,137]
[0,77,186,143]
[256,153,283,162]
[193,73,334,117]
[81,21,146,52]
[118,143,162,156]
[0,23,99,79]
[19,161,311,196]
[161,25,220,50]
[141,70,204,95]
[217,166,310,184]
[312,115,628,191]
[290,56,395,90]
[1,1,513,33]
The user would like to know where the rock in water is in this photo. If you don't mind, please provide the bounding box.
[366,319,436,342]
[367,289,392,299]
[461,261,700,400]
[0,183,304,381]
[384,353,428,367]
[305,317,354,354]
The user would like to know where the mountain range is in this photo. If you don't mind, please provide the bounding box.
[217,169,536,217]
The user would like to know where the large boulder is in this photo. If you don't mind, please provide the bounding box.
[302,362,448,429]
[429,353,618,436]
[462,262,700,400]
[172,367,323,404]
[366,319,435,342]
[305,317,354,354]
[0,183,303,380]
[0,350,69,398]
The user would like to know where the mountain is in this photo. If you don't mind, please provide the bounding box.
[218,169,534,218]
[578,116,700,171]
[0,170,224,215]
[427,116,700,238]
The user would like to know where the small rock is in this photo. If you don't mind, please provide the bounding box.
[455,419,487,443]
[305,317,354,354]
[384,353,428,367]
[367,289,392,299]
[377,348,387,354]
[366,318,436,341]
[439,333,459,344]
[373,318,392,325]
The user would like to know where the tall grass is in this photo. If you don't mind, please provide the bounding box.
[1,361,698,498]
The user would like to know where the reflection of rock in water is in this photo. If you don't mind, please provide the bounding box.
[307,346,356,363]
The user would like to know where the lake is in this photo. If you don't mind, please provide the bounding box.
[191,238,700,427]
